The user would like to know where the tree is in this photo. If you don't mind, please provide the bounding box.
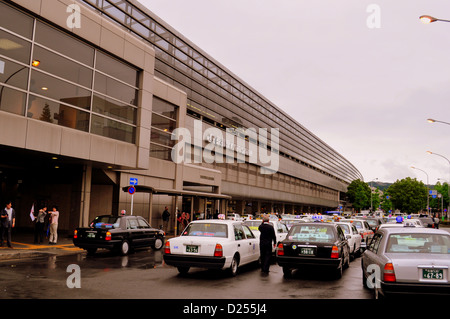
[385,177,427,213]
[346,179,371,212]
[429,182,449,214]
[39,103,53,123]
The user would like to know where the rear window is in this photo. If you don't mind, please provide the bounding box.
[338,224,350,234]
[288,225,335,243]
[90,216,120,229]
[182,223,228,238]
[244,220,262,231]
[386,233,450,254]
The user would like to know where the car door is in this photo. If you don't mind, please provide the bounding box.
[242,225,259,262]
[362,232,384,287]
[137,217,155,247]
[126,217,143,246]
[233,224,250,265]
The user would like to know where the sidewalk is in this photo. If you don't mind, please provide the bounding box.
[0,229,83,261]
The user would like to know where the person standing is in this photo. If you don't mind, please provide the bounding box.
[34,206,47,244]
[0,201,16,248]
[162,206,170,232]
[258,215,276,274]
[48,205,59,245]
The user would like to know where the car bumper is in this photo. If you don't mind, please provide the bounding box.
[381,281,450,296]
[277,255,341,269]
[73,239,120,250]
[163,254,227,270]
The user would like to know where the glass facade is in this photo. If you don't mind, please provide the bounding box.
[0,1,139,144]
[150,97,177,160]
[80,0,362,183]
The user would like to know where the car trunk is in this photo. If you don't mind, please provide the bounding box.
[169,236,226,256]
[386,253,450,283]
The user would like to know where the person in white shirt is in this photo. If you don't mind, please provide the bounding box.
[49,205,59,245]
[1,201,16,248]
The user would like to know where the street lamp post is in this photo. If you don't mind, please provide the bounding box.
[411,166,430,215]
[427,118,450,126]
[428,150,450,218]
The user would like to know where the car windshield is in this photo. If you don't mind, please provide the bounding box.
[90,216,120,229]
[365,220,378,227]
[386,233,450,254]
[182,223,228,238]
[243,220,263,231]
[288,225,335,243]
[338,224,350,234]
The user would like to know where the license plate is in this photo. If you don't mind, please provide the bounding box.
[87,232,96,238]
[300,247,315,255]
[186,245,198,253]
[423,268,444,280]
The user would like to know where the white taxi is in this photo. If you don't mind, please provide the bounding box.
[163,220,259,276]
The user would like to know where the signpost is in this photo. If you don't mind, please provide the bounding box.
[129,177,138,215]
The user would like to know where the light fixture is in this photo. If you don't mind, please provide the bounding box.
[31,60,40,67]
[420,15,437,24]
[41,87,48,91]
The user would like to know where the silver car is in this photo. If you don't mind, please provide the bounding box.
[361,227,450,298]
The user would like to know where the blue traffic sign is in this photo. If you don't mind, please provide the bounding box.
[128,186,136,195]
[129,177,138,185]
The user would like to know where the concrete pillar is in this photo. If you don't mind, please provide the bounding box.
[79,164,92,227]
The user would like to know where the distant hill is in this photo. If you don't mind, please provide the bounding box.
[371,181,392,191]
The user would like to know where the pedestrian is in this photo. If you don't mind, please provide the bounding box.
[48,205,59,245]
[0,201,16,248]
[258,215,276,274]
[162,206,170,231]
[34,206,47,244]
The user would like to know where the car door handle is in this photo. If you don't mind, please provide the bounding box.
[238,244,240,247]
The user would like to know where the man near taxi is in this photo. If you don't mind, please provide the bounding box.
[258,215,276,274]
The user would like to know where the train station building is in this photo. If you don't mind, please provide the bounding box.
[0,0,362,234]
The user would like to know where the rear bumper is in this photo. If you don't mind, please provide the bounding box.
[277,255,341,269]
[73,239,120,250]
[381,281,450,296]
[163,254,226,269]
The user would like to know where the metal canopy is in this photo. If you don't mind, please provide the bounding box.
[121,185,231,199]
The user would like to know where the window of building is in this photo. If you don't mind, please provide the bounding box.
[150,97,177,161]
[0,4,140,144]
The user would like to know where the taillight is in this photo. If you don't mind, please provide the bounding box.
[331,245,339,259]
[277,243,284,256]
[105,231,111,241]
[384,263,396,282]
[164,241,171,254]
[73,230,78,239]
[214,244,223,257]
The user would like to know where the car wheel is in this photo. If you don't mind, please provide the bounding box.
[152,236,164,250]
[86,248,97,255]
[228,255,239,276]
[177,266,190,275]
[119,240,130,256]
[282,267,291,278]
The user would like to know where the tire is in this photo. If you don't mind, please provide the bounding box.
[152,236,164,250]
[282,267,292,278]
[86,248,97,255]
[334,259,343,279]
[228,255,239,276]
[119,240,130,256]
[177,266,190,275]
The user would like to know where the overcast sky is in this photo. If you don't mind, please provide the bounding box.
[140,0,450,185]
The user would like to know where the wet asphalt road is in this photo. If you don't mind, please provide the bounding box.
[0,248,373,300]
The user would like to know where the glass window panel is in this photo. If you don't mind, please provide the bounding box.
[92,94,136,124]
[35,21,94,66]
[152,97,176,119]
[0,30,32,64]
[150,143,171,161]
[30,70,91,110]
[0,58,28,90]
[95,51,138,87]
[27,95,89,132]
[0,85,26,115]
[150,129,174,147]
[0,2,33,39]
[33,46,93,88]
[91,114,135,143]
[151,113,176,133]
[94,72,138,106]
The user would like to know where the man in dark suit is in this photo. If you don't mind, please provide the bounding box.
[258,215,276,274]
[1,201,16,248]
